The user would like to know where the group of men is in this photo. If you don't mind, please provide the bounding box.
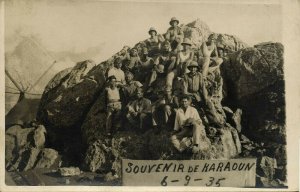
[103,17,229,153]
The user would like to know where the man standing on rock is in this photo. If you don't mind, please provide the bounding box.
[165,17,184,51]
[105,76,122,136]
[107,57,126,86]
[126,88,152,133]
[171,95,208,153]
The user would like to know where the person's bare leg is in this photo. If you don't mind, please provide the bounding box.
[166,69,177,88]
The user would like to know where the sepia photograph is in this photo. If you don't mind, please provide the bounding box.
[1,0,299,191]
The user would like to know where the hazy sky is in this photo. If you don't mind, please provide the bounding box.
[5,0,282,63]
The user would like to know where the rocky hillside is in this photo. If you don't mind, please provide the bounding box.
[6,19,285,187]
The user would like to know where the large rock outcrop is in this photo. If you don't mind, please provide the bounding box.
[37,60,106,148]
[5,124,58,171]
[221,42,286,185]
[34,19,285,187]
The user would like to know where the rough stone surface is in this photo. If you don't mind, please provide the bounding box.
[222,42,284,100]
[37,60,103,129]
[58,167,81,176]
[210,33,249,52]
[5,124,59,171]
[232,109,242,133]
[34,148,59,169]
[181,19,211,48]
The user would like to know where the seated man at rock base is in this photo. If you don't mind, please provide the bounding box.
[171,95,208,153]
[152,87,179,131]
[126,88,152,133]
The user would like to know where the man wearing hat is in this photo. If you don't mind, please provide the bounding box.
[107,57,126,86]
[146,27,165,57]
[166,38,194,89]
[104,75,122,136]
[183,60,206,107]
[165,17,184,51]
[125,88,152,133]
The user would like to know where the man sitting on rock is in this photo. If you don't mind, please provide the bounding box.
[104,75,122,136]
[183,61,205,107]
[152,87,179,131]
[107,57,126,86]
[199,34,223,78]
[122,71,143,105]
[135,47,154,83]
[146,64,167,101]
[166,38,194,89]
[126,88,152,133]
[171,95,208,153]
[124,48,141,72]
[165,17,184,51]
[145,27,165,57]
[154,41,177,73]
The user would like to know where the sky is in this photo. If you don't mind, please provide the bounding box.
[5,0,282,64]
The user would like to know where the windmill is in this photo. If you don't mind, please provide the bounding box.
[5,35,58,127]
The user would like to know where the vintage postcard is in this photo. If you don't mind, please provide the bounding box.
[1,0,300,191]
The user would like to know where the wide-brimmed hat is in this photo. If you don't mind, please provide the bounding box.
[156,64,165,73]
[187,61,200,70]
[169,17,179,25]
[181,38,192,46]
[148,27,157,35]
[216,43,225,49]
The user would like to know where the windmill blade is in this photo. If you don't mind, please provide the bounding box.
[26,60,57,93]
[5,69,24,93]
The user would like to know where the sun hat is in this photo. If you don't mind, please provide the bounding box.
[169,17,179,25]
[148,27,157,35]
[187,61,200,70]
[181,38,192,46]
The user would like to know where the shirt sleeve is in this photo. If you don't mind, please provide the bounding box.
[107,69,113,78]
[120,71,126,85]
[192,108,201,122]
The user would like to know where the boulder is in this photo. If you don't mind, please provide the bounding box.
[210,33,249,52]
[34,148,59,169]
[222,42,284,100]
[58,167,81,176]
[232,108,242,132]
[181,19,211,48]
[5,125,34,164]
[37,60,106,149]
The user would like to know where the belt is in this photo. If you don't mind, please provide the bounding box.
[108,100,121,103]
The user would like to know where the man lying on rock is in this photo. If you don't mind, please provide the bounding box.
[171,94,207,153]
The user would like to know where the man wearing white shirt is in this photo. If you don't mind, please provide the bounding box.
[171,94,208,153]
[107,58,126,86]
